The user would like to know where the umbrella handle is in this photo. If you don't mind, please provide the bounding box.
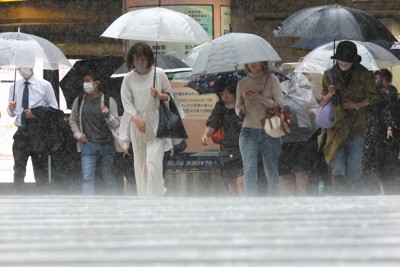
[12,68,17,101]
[153,43,158,88]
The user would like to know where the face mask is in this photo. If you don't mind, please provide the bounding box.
[135,63,148,73]
[337,60,353,71]
[83,82,95,94]
[18,67,32,79]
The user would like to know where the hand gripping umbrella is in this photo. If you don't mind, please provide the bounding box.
[101,7,210,86]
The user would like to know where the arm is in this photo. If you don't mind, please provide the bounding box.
[7,83,17,117]
[320,73,336,107]
[201,126,216,145]
[235,83,245,117]
[151,69,172,101]
[69,97,85,141]
[245,75,281,108]
[104,97,120,129]
[120,76,138,118]
[43,80,59,109]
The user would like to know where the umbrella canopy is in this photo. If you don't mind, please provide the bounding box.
[111,54,192,78]
[190,33,282,75]
[0,30,72,70]
[293,40,400,74]
[101,7,210,43]
[274,4,397,48]
[185,66,289,95]
[59,55,124,109]
[280,73,320,142]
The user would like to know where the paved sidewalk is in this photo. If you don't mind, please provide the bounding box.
[0,196,399,266]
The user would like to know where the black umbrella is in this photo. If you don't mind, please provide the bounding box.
[111,54,191,78]
[274,4,397,47]
[60,55,124,109]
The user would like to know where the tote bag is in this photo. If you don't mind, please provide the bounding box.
[156,97,188,139]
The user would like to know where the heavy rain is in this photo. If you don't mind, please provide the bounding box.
[1,0,400,266]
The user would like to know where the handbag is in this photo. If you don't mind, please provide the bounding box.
[156,97,188,139]
[211,127,224,144]
[316,100,335,128]
[261,105,291,138]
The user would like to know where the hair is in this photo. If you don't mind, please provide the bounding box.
[374,70,381,77]
[243,61,269,73]
[126,42,154,71]
[83,69,100,81]
[214,76,238,98]
[380,68,393,83]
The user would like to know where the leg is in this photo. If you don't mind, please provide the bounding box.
[260,134,282,196]
[295,171,308,196]
[12,128,30,185]
[99,144,117,195]
[30,152,49,187]
[236,175,245,197]
[80,142,98,195]
[146,139,167,196]
[330,141,351,195]
[239,128,260,196]
[280,174,295,196]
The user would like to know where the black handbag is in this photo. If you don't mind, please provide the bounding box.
[156,97,188,139]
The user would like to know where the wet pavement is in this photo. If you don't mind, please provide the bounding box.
[0,196,400,266]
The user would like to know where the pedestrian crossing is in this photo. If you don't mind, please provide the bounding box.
[0,196,399,266]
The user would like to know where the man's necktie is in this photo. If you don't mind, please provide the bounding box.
[21,81,29,126]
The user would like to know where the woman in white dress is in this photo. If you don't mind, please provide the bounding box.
[120,42,173,196]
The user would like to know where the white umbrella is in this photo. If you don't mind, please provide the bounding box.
[294,40,400,74]
[101,7,210,43]
[0,30,72,70]
[189,33,282,75]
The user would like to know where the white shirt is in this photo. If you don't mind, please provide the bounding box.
[7,74,59,126]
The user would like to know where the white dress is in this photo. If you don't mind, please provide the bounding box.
[121,67,173,196]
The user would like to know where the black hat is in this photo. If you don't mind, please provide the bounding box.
[332,41,360,63]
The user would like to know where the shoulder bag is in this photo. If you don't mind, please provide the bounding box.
[156,97,188,139]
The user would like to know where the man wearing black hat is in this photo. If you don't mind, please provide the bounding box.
[319,40,382,195]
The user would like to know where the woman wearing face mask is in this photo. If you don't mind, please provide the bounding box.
[120,42,173,197]
[320,40,383,195]
[69,71,122,195]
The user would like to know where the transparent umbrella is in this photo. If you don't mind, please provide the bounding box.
[101,7,210,86]
[293,40,400,74]
[0,29,72,70]
[190,32,282,75]
[281,73,320,142]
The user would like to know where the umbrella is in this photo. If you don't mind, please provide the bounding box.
[190,32,282,75]
[0,29,72,70]
[111,54,192,78]
[59,55,124,109]
[101,7,210,43]
[293,40,400,74]
[184,66,289,95]
[274,4,397,46]
[101,7,210,86]
[280,73,320,142]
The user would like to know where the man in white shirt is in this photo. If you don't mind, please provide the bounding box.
[7,59,58,189]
